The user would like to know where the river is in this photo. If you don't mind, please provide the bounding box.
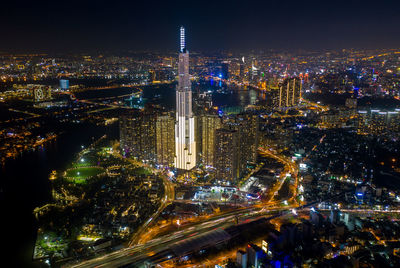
[0,123,118,267]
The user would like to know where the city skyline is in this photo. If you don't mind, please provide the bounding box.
[1,0,400,52]
[1,4,400,267]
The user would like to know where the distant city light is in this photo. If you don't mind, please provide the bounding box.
[299,185,304,192]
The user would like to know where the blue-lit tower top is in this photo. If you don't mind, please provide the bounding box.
[180,26,186,53]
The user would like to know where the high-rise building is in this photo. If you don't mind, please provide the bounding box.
[236,250,248,268]
[239,62,245,80]
[120,111,156,163]
[388,110,400,133]
[175,26,196,170]
[156,114,175,167]
[319,108,356,129]
[200,115,222,167]
[215,114,259,178]
[370,110,387,134]
[271,78,302,109]
[214,128,240,182]
[237,114,259,167]
[357,109,400,135]
[60,79,69,90]
[357,110,369,134]
[247,243,266,268]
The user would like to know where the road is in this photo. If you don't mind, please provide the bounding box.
[70,197,354,268]
[67,190,359,268]
[258,147,299,206]
[66,205,282,268]
[59,86,143,110]
[128,174,175,246]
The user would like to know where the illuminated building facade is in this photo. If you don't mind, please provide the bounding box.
[175,26,196,170]
[200,114,222,167]
[357,109,400,135]
[237,114,259,167]
[120,111,156,163]
[32,86,52,102]
[156,114,175,167]
[319,109,357,129]
[271,78,302,109]
[60,79,69,90]
[214,128,240,182]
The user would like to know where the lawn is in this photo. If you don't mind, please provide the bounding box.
[65,167,105,183]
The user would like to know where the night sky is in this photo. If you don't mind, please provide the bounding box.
[1,0,400,52]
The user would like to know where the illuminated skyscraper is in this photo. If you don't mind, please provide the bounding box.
[175,26,196,170]
[237,114,259,167]
[357,109,400,135]
[156,114,175,167]
[214,128,240,182]
[200,115,222,167]
[120,111,156,163]
[60,79,69,90]
[271,78,302,109]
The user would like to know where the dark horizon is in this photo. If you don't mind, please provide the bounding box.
[1,0,400,53]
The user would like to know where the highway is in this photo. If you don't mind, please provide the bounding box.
[67,192,358,268]
[70,197,354,268]
[66,205,282,268]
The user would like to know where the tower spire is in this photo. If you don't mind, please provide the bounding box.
[180,26,185,53]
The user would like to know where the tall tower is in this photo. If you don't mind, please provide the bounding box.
[175,26,196,170]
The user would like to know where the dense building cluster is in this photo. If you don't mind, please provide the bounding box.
[119,111,259,183]
[231,209,400,268]
[2,26,400,268]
